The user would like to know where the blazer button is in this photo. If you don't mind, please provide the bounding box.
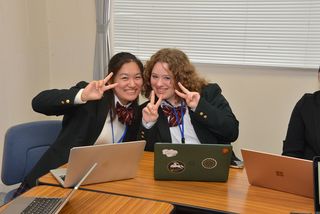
[141,135,145,139]
[66,99,70,104]
[61,101,65,104]
[141,131,145,135]
[199,112,204,116]
[203,115,207,119]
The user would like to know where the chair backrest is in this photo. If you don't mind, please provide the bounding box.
[1,120,62,185]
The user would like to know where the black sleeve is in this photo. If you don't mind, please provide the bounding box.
[192,84,239,142]
[282,95,307,158]
[32,81,88,116]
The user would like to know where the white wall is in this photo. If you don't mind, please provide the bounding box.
[0,0,95,192]
[196,64,317,157]
[46,0,95,87]
[0,0,318,192]
[0,0,51,192]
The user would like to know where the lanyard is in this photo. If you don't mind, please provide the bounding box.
[165,101,185,144]
[110,111,127,144]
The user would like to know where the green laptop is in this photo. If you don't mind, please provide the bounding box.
[154,143,232,182]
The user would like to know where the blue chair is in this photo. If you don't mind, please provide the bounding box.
[1,120,62,203]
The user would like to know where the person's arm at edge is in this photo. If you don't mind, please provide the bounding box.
[282,95,306,159]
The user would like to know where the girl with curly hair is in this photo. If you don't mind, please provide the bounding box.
[139,48,239,159]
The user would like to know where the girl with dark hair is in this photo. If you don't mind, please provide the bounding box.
[13,52,143,198]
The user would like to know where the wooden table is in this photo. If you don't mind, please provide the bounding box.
[39,152,314,214]
[0,185,174,214]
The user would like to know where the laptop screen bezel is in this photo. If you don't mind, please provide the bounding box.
[313,156,320,212]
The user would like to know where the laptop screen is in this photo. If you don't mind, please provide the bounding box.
[313,156,320,212]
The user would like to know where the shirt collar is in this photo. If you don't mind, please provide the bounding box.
[161,100,184,108]
[114,94,132,108]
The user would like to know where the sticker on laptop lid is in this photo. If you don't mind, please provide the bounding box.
[222,147,231,154]
[162,149,178,157]
[167,160,185,173]
[201,158,217,169]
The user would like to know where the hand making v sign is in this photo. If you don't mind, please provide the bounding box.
[175,82,200,109]
[81,72,118,102]
[142,90,163,123]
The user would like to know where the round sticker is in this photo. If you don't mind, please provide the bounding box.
[201,158,217,169]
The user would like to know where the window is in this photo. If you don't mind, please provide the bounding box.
[111,0,320,69]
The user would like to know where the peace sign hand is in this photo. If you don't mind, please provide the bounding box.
[175,82,200,109]
[142,90,162,123]
[81,72,118,102]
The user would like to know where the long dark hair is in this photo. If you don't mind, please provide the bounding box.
[107,52,143,78]
[106,52,143,119]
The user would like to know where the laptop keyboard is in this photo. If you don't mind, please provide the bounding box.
[21,197,63,214]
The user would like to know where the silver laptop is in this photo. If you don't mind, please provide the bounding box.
[1,163,97,214]
[241,149,313,198]
[51,140,146,187]
[154,143,233,182]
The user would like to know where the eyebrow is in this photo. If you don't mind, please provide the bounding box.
[118,72,141,76]
[151,72,171,77]
[152,74,172,79]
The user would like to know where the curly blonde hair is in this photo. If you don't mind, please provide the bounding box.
[143,48,207,98]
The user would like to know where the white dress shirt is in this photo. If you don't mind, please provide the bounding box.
[142,101,200,144]
[75,89,129,144]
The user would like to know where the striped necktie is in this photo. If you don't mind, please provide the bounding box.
[162,105,186,127]
[116,102,134,125]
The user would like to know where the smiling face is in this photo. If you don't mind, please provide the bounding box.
[113,61,143,105]
[150,62,178,104]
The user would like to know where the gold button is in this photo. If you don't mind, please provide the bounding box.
[200,112,204,116]
[203,115,207,119]
[141,135,145,139]
[61,101,65,104]
[141,131,145,135]
[66,99,70,104]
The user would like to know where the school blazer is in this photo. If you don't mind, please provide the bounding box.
[283,91,320,160]
[138,83,239,151]
[25,81,140,185]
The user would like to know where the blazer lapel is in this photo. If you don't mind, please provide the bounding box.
[158,109,172,142]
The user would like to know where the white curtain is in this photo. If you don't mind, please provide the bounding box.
[93,0,111,80]
[112,0,320,69]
